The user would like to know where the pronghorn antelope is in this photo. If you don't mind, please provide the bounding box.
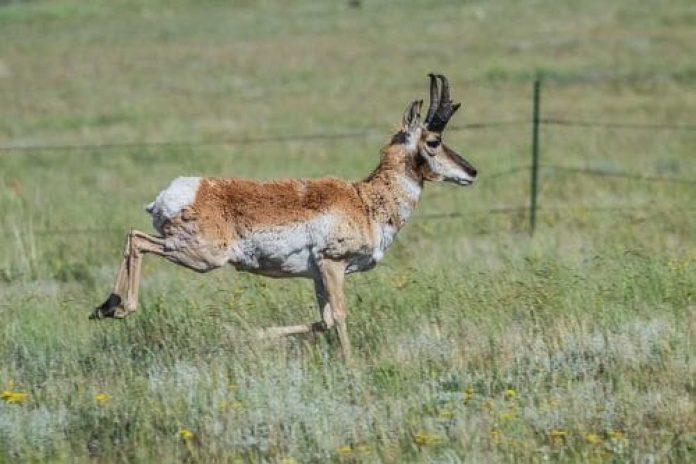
[92,74,477,359]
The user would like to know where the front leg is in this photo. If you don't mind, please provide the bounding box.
[91,230,169,319]
[257,276,337,339]
[318,259,351,361]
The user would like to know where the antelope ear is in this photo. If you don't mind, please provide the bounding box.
[401,99,423,132]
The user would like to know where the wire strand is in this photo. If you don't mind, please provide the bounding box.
[541,118,696,131]
[0,121,529,154]
[543,165,696,185]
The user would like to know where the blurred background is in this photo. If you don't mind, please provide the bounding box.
[0,1,694,462]
[1,0,694,246]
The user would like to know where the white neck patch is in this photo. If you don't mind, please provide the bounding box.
[397,175,422,223]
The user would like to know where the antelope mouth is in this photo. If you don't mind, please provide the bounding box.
[455,178,474,186]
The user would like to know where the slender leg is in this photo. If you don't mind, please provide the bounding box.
[124,231,166,313]
[92,233,133,319]
[112,234,130,297]
[314,275,335,329]
[258,321,328,338]
[258,277,335,338]
[318,260,352,361]
[259,260,352,361]
[91,229,168,319]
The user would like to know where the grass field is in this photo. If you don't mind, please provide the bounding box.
[1,0,695,462]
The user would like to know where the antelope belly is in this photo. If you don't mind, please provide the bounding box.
[229,219,328,277]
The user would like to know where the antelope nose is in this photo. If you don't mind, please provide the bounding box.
[469,167,478,178]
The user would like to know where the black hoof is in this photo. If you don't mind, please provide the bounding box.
[90,293,123,319]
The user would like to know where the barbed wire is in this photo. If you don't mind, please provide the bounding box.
[1,116,695,154]
[542,165,696,185]
[541,118,696,131]
[418,204,696,221]
[2,163,694,238]
[483,165,531,181]
[5,201,693,239]
[0,121,528,154]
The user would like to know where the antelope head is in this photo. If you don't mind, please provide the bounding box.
[398,74,477,186]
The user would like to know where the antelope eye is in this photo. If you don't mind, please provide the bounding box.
[426,139,441,148]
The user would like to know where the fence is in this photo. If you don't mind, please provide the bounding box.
[1,77,695,238]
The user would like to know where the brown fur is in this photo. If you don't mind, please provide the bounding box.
[181,143,422,260]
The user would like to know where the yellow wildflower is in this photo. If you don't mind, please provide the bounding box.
[414,431,443,446]
[218,400,243,411]
[355,443,371,454]
[95,392,111,404]
[464,386,475,404]
[336,445,353,457]
[607,430,624,440]
[179,428,194,440]
[550,429,567,443]
[280,458,297,464]
[1,390,28,405]
[505,388,517,399]
[392,272,411,289]
[585,433,602,444]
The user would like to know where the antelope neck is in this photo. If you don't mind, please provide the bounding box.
[359,145,424,230]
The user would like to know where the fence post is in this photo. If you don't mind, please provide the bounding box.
[529,77,542,235]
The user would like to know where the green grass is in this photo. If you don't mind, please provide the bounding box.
[1,0,695,462]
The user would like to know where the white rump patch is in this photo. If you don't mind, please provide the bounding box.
[146,177,201,232]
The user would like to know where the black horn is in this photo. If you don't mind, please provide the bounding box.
[424,73,461,132]
[424,73,441,125]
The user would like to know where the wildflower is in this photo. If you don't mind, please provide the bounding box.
[336,445,353,457]
[585,433,602,444]
[179,428,194,440]
[1,390,28,405]
[550,429,567,444]
[437,409,454,419]
[607,430,624,440]
[464,386,474,404]
[392,272,411,289]
[280,458,297,464]
[95,392,111,404]
[218,400,243,411]
[414,431,443,446]
[499,409,516,421]
[505,388,517,399]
